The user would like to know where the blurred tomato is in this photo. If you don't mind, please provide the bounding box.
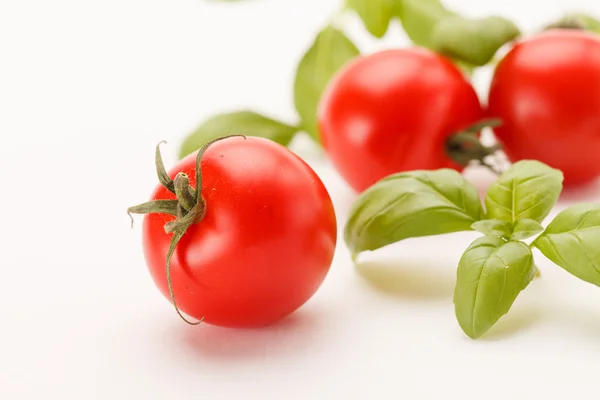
[317,48,484,192]
[487,29,600,185]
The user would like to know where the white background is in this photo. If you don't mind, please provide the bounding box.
[2,0,600,399]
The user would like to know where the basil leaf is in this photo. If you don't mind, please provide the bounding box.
[398,0,455,48]
[454,236,535,339]
[431,16,521,66]
[293,26,360,143]
[178,111,298,159]
[347,0,396,38]
[533,203,600,287]
[344,169,484,258]
[485,160,563,224]
[472,218,544,241]
[510,219,544,241]
[573,14,600,33]
[396,0,477,75]
[471,219,512,238]
[546,14,600,33]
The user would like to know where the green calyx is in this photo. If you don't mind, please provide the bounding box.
[444,118,504,175]
[127,135,246,325]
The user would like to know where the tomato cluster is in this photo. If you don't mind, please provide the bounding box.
[129,29,600,331]
[319,29,600,191]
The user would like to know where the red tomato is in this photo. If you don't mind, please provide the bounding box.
[139,137,337,328]
[318,48,484,192]
[487,30,600,185]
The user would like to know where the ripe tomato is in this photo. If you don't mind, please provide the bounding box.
[131,136,337,328]
[318,48,484,193]
[487,30,600,185]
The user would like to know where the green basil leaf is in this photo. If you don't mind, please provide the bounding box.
[453,59,476,76]
[533,203,600,287]
[574,14,600,33]
[431,16,521,66]
[398,0,455,48]
[471,219,512,238]
[344,169,484,258]
[293,26,360,143]
[396,0,477,75]
[454,236,535,339]
[178,111,298,159]
[347,0,395,38]
[472,218,545,241]
[546,14,600,33]
[485,160,563,224]
[510,219,544,241]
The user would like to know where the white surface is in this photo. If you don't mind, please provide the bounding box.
[2,0,600,399]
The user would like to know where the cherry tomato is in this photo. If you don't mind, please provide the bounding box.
[318,48,484,193]
[135,136,337,328]
[487,30,600,185]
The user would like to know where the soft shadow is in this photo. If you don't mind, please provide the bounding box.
[172,308,326,362]
[573,315,600,339]
[554,305,600,340]
[355,258,456,301]
[482,305,544,341]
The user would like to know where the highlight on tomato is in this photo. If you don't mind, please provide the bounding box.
[128,136,337,328]
[487,29,600,186]
[317,47,496,193]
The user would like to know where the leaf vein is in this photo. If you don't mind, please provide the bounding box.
[572,233,600,276]
[471,252,495,335]
[355,191,413,247]
[515,191,553,220]
[486,195,513,214]
[414,175,467,210]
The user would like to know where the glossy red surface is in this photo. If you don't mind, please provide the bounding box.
[318,48,484,192]
[487,30,600,185]
[142,137,337,328]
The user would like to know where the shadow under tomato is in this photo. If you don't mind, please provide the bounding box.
[355,257,457,301]
[173,307,327,362]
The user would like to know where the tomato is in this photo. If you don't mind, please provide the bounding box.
[487,30,600,186]
[132,136,337,328]
[317,48,484,193]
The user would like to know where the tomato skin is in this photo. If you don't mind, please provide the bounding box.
[142,137,337,328]
[318,48,484,193]
[487,30,600,185]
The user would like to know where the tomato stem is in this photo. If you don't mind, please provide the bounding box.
[155,141,176,194]
[174,173,196,211]
[445,118,504,175]
[479,159,504,176]
[127,135,247,325]
[127,200,179,227]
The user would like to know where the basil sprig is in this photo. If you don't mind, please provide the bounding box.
[345,160,600,339]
